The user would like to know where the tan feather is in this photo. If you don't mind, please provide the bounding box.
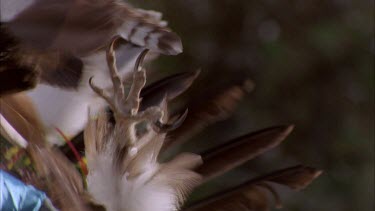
[0,92,45,147]
[26,144,90,211]
[0,92,91,210]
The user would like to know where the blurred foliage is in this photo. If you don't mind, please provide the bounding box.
[132,0,373,210]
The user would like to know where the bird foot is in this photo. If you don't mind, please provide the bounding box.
[89,36,163,128]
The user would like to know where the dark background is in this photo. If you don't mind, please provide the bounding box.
[132,1,374,210]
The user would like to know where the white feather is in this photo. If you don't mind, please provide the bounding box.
[27,44,143,145]
[0,113,28,148]
[85,119,201,211]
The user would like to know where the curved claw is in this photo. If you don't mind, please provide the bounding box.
[153,109,188,133]
[134,49,149,72]
[106,36,125,97]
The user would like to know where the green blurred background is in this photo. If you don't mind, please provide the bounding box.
[132,1,374,210]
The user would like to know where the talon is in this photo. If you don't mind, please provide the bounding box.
[124,50,149,115]
[107,36,125,101]
[153,109,188,133]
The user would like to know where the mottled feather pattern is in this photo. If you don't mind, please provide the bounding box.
[4,0,182,56]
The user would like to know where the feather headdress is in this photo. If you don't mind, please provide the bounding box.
[1,36,321,211]
[0,1,322,210]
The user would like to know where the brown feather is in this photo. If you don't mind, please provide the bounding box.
[0,93,45,146]
[186,185,269,211]
[26,144,90,211]
[140,70,200,111]
[6,0,182,56]
[249,165,323,191]
[197,125,294,182]
[186,165,322,211]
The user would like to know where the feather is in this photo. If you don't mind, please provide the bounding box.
[186,165,322,211]
[0,93,45,147]
[140,70,200,111]
[1,0,184,144]
[5,0,182,56]
[1,0,182,94]
[164,79,255,151]
[197,125,294,182]
[0,93,92,210]
[249,165,323,191]
[26,144,90,211]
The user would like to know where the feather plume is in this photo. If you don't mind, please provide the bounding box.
[84,37,202,211]
[0,2,323,210]
[26,144,90,211]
